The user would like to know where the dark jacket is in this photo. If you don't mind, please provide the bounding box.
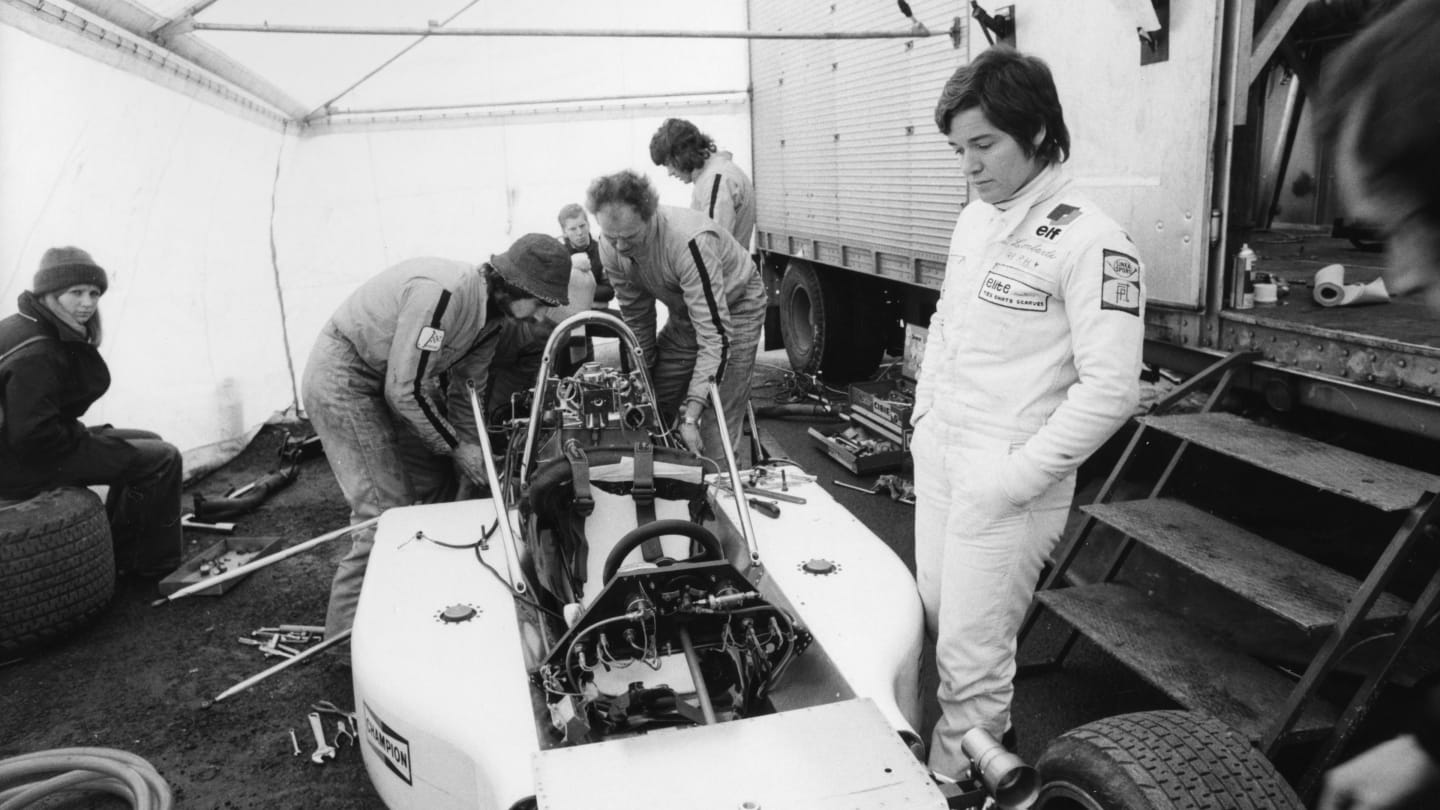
[564,236,613,304]
[0,292,135,490]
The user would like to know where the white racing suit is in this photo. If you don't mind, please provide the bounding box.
[912,164,1144,777]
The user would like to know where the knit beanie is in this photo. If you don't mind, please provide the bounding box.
[34,246,108,296]
[490,233,572,306]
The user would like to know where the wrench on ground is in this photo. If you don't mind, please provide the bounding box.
[308,712,336,764]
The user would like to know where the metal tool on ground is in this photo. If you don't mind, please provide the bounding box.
[179,514,236,534]
[334,720,355,749]
[311,701,358,737]
[212,629,353,702]
[288,729,301,757]
[307,712,336,764]
[833,479,882,494]
[152,519,379,606]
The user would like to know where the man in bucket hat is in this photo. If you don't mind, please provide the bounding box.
[301,233,570,637]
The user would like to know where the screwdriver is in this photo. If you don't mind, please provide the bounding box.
[746,497,781,518]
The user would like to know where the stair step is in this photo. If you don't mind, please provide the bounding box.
[1138,413,1439,512]
[1083,498,1410,634]
[1037,583,1336,743]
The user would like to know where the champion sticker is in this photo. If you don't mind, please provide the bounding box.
[1101,249,1141,315]
[416,327,445,352]
[978,269,1049,312]
[1046,204,1082,226]
[364,703,413,785]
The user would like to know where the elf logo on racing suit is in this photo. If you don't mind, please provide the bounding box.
[364,703,413,785]
[416,327,445,352]
[1100,249,1142,316]
[978,268,1049,312]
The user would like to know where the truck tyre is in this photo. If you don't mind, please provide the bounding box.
[778,262,881,383]
[0,488,115,655]
[1034,711,1302,810]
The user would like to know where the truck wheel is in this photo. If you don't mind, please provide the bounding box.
[778,262,880,383]
[1035,711,1302,810]
[0,488,115,655]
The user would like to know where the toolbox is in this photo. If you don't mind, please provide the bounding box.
[158,536,283,597]
[807,420,909,475]
[845,324,924,447]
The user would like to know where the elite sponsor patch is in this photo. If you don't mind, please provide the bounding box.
[978,268,1049,312]
[416,326,445,351]
[365,703,413,785]
[1101,249,1141,315]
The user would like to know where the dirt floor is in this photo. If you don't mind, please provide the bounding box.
[6,351,1434,808]
[0,423,378,808]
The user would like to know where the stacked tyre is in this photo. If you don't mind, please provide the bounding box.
[0,487,115,656]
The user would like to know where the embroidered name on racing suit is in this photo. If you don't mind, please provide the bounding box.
[978,267,1049,312]
[1100,249,1141,316]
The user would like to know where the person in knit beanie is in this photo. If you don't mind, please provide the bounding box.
[0,246,184,581]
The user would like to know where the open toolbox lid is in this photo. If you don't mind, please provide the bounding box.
[532,698,944,809]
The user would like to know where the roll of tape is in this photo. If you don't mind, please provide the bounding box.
[1254,282,1278,304]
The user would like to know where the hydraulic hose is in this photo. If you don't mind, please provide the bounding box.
[0,748,172,810]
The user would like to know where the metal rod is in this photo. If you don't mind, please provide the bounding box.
[189,22,931,40]
[466,380,528,596]
[150,518,379,606]
[709,383,760,567]
[677,624,716,725]
[329,89,746,118]
[213,629,352,702]
[304,0,482,121]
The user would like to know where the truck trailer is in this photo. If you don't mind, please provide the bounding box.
[751,0,1440,438]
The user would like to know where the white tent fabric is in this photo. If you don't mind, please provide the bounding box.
[1,0,751,475]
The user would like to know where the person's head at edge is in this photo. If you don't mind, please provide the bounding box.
[934,46,1071,206]
[33,246,108,339]
[485,233,572,322]
[586,171,661,259]
[557,203,592,249]
[648,118,716,184]
[1316,0,1440,311]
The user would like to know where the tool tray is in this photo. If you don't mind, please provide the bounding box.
[158,536,283,597]
[807,420,908,475]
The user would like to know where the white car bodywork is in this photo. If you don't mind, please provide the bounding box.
[350,312,941,810]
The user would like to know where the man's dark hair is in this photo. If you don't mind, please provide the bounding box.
[556,203,586,227]
[648,118,716,174]
[934,46,1070,165]
[586,170,661,221]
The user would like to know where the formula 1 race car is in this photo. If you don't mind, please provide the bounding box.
[349,311,1035,810]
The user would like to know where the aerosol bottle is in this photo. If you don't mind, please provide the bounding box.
[1233,243,1257,309]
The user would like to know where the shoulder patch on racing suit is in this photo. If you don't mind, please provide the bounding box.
[1046,204,1082,225]
[1100,249,1141,316]
[978,267,1050,312]
[416,326,445,351]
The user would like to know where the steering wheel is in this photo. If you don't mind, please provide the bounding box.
[601,519,725,584]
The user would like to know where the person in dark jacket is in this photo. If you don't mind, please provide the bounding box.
[0,246,183,577]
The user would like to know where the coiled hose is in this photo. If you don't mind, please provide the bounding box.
[0,748,172,810]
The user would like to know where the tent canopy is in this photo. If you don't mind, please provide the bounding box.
[0,0,927,472]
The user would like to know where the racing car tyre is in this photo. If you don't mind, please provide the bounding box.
[0,487,115,656]
[1034,710,1302,810]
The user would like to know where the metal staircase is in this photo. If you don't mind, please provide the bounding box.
[1018,351,1440,798]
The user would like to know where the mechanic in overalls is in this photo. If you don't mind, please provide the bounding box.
[648,118,756,250]
[911,47,1145,779]
[302,234,571,637]
[586,169,764,464]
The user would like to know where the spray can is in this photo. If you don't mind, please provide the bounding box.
[1233,243,1257,309]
